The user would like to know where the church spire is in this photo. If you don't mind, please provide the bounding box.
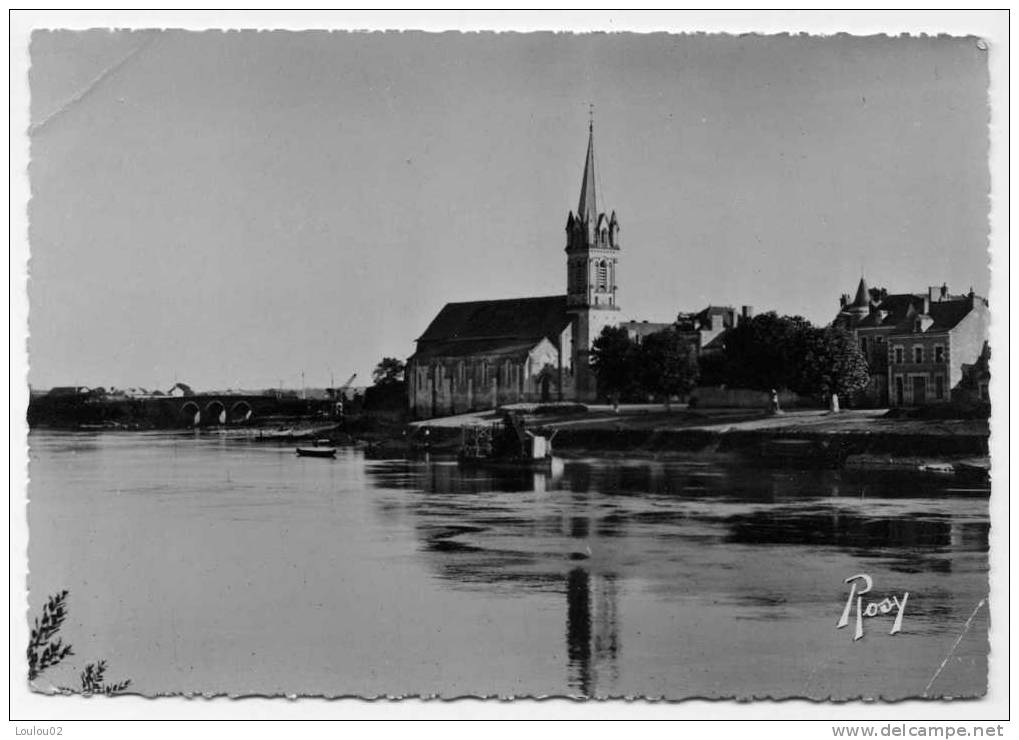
[577,116,597,222]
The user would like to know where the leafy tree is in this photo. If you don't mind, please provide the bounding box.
[719,312,813,391]
[372,357,406,386]
[639,328,700,410]
[796,326,870,400]
[590,326,640,404]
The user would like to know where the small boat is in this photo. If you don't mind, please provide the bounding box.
[296,446,336,458]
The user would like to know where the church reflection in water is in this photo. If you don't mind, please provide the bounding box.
[363,454,988,697]
[566,567,619,696]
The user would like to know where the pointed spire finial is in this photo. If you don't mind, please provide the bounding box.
[578,113,597,221]
[589,103,594,133]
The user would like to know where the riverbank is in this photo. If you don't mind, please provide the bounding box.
[398,406,990,472]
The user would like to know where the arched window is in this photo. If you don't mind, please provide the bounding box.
[597,260,608,290]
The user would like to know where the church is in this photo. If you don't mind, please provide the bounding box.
[407,122,621,419]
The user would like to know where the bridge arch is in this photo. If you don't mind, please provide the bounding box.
[204,400,226,426]
[229,401,253,424]
[181,401,200,427]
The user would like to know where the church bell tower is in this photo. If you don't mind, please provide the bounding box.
[565,118,621,401]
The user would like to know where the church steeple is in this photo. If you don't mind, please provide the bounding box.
[577,120,597,223]
[566,115,619,256]
[563,115,622,404]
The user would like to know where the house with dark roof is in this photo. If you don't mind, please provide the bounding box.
[674,305,755,354]
[407,122,621,418]
[833,278,990,406]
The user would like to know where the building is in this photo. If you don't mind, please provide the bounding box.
[407,122,622,419]
[833,277,990,406]
[675,305,754,355]
[619,321,673,345]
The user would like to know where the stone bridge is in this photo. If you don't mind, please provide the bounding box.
[26,391,338,430]
[166,394,331,427]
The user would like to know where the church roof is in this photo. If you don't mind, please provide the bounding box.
[577,123,597,222]
[412,295,572,360]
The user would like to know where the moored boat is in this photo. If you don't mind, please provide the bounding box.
[296,446,336,458]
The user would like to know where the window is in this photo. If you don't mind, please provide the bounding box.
[876,335,885,344]
[860,337,868,353]
[894,376,904,406]
[596,260,608,290]
[935,375,945,400]
[913,346,924,363]
[934,346,945,363]
[894,347,904,364]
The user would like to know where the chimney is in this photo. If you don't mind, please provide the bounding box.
[922,295,930,314]
[741,305,754,321]
[940,283,948,300]
[840,294,849,309]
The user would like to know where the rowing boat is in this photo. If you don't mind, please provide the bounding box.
[297,446,336,458]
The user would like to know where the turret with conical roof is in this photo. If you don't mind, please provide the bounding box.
[848,276,872,319]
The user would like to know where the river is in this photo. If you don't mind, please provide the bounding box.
[25,431,990,699]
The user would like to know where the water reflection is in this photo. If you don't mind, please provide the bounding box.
[363,454,989,697]
[564,568,621,696]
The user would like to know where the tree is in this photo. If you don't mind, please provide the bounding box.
[639,328,700,410]
[590,326,640,404]
[719,312,813,391]
[795,326,870,400]
[372,357,406,386]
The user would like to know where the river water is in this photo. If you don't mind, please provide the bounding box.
[25,431,990,699]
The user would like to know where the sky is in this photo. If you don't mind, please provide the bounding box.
[25,30,991,392]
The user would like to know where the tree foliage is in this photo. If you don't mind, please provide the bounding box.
[712,313,870,400]
[719,312,813,391]
[796,326,871,398]
[590,326,640,402]
[372,357,406,386]
[639,328,700,405]
[591,326,699,405]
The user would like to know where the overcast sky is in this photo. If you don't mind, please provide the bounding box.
[26,30,990,391]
